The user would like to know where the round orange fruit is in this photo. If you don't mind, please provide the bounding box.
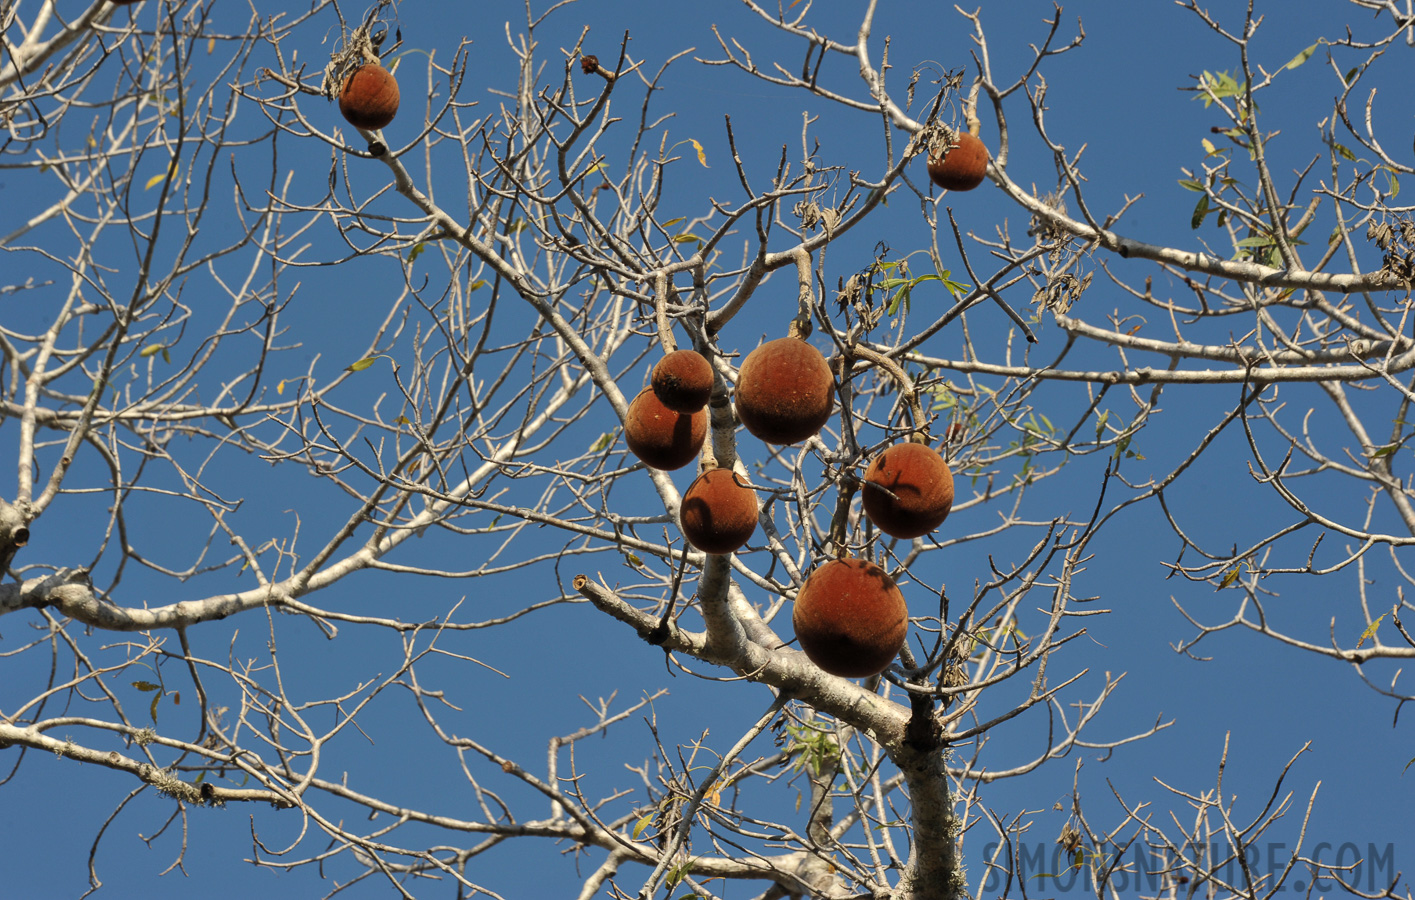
[652,349,714,414]
[680,468,758,554]
[624,387,706,471]
[339,63,400,131]
[861,442,954,539]
[926,131,989,192]
[792,557,908,678]
[734,337,833,445]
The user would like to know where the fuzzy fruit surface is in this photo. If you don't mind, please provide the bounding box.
[680,468,758,555]
[734,337,833,445]
[339,64,400,131]
[926,132,989,192]
[624,388,706,471]
[862,442,954,539]
[651,349,714,414]
[792,558,907,678]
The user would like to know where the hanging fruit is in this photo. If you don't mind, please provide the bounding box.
[679,468,758,555]
[624,387,706,471]
[339,63,400,131]
[734,337,833,445]
[862,441,954,539]
[792,557,908,678]
[651,349,714,414]
[926,131,989,191]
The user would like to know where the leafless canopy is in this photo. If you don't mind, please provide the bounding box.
[2,0,1413,898]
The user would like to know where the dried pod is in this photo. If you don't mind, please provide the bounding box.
[734,337,833,445]
[862,442,955,539]
[580,55,599,75]
[926,131,989,192]
[624,387,706,471]
[792,558,908,678]
[680,468,758,555]
[651,349,714,414]
[339,63,400,131]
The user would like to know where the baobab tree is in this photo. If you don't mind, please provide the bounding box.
[2,0,1412,898]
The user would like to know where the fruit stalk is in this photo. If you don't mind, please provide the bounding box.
[789,247,815,340]
[849,344,928,444]
[652,271,676,353]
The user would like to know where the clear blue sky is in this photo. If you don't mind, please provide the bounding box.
[3,1,1412,897]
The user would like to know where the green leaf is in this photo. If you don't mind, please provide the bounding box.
[667,857,704,890]
[346,356,381,372]
[1177,179,1205,192]
[673,233,703,244]
[661,217,686,229]
[1284,43,1318,70]
[632,813,654,840]
[625,553,642,567]
[1194,70,1242,106]
[1234,235,1274,249]
[1380,167,1400,199]
[589,431,616,453]
[161,347,171,365]
[150,694,161,724]
[937,269,970,298]
[140,343,166,358]
[1333,142,1357,161]
[469,279,487,292]
[132,681,161,692]
[1191,194,1210,230]
[407,242,426,263]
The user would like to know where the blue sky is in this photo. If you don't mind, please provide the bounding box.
[3,1,1413,897]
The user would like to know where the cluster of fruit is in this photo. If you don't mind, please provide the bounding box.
[330,37,984,681]
[624,335,957,681]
